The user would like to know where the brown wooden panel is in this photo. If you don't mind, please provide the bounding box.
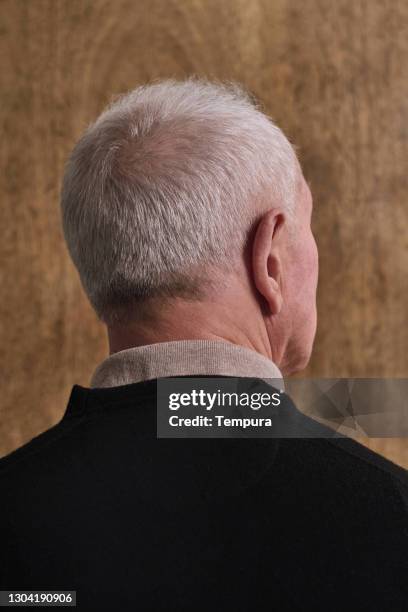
[1,0,407,464]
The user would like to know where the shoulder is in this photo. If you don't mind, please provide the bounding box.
[324,435,408,506]
[280,432,408,483]
[0,388,88,482]
[277,434,408,511]
[325,435,408,485]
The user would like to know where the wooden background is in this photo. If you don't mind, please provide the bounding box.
[1,0,407,464]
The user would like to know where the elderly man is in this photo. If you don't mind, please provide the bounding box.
[1,78,407,611]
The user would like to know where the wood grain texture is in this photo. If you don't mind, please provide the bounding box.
[0,0,407,464]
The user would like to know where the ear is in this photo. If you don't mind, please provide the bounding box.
[252,209,285,315]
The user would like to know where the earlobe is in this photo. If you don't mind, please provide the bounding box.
[252,210,285,316]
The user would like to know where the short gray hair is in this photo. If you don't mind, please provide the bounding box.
[60,76,301,324]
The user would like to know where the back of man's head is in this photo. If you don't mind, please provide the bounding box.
[60,77,301,326]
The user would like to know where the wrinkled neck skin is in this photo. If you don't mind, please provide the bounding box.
[107,265,294,376]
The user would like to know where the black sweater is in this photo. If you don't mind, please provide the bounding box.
[1,378,408,611]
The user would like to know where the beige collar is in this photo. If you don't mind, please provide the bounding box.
[90,339,284,390]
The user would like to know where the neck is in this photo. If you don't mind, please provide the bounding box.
[107,297,275,364]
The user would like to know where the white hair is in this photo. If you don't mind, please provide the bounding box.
[60,76,302,324]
